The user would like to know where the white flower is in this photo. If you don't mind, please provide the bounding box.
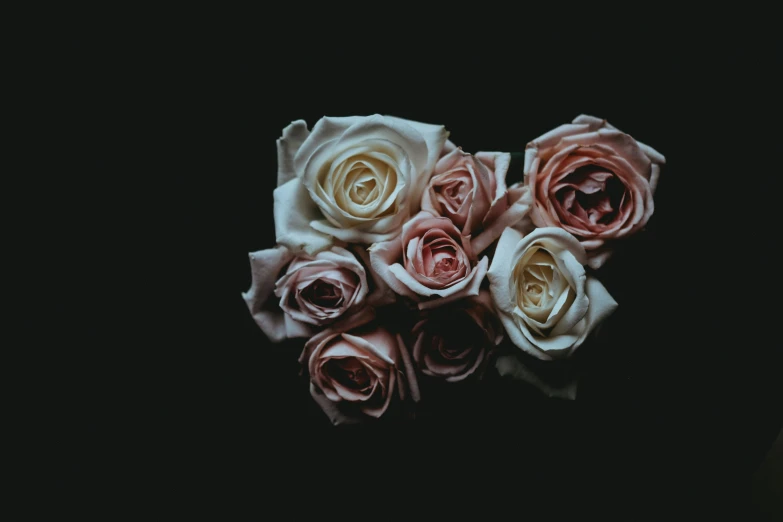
[273,115,449,255]
[487,227,617,360]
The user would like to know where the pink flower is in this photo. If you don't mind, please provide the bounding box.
[525,115,665,269]
[243,245,394,342]
[369,211,489,309]
[422,146,531,254]
[411,290,503,382]
[299,312,420,425]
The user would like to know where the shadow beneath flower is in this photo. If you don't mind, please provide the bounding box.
[493,349,579,401]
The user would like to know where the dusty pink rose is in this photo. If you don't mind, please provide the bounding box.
[412,290,503,382]
[422,146,532,254]
[299,314,420,425]
[242,245,394,342]
[369,211,489,309]
[525,115,665,269]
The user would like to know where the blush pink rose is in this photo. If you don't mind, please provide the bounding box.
[422,146,532,254]
[299,312,420,425]
[411,289,503,382]
[369,211,489,309]
[242,245,394,342]
[525,115,666,269]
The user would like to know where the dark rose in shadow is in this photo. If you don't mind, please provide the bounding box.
[411,290,503,382]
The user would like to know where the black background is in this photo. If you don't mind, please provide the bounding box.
[6,23,782,520]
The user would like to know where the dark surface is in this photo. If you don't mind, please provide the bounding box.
[6,27,781,520]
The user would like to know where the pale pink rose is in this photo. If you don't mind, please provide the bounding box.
[369,211,489,309]
[525,115,666,269]
[411,290,503,382]
[242,245,394,342]
[299,313,420,425]
[422,147,532,254]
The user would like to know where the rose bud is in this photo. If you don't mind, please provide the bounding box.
[369,211,489,309]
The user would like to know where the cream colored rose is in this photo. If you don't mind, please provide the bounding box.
[488,227,617,360]
[273,115,449,255]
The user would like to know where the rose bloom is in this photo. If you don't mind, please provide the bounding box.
[525,115,665,268]
[488,227,617,360]
[411,290,502,382]
[243,245,393,342]
[273,115,449,255]
[299,314,420,425]
[422,145,532,254]
[369,211,489,309]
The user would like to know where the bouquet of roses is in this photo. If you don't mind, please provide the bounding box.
[243,114,665,425]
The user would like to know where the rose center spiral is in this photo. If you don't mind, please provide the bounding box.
[555,165,626,226]
[430,247,459,276]
[328,358,371,390]
[442,177,469,205]
[302,279,344,308]
[349,174,378,205]
[513,247,567,315]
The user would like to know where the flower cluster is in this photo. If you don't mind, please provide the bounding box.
[244,114,665,425]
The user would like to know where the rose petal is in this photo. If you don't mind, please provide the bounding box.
[559,130,652,181]
[273,179,333,256]
[351,246,396,307]
[309,219,402,244]
[434,146,468,173]
[639,141,666,166]
[417,256,488,309]
[649,162,661,195]
[293,116,366,176]
[243,247,314,342]
[529,123,592,150]
[570,275,618,352]
[359,369,395,418]
[385,114,450,195]
[472,184,532,254]
[571,114,614,131]
[587,248,614,270]
[277,120,310,186]
[440,139,458,157]
[340,331,397,366]
[309,382,364,426]
[369,238,420,300]
[487,227,526,313]
[396,333,420,402]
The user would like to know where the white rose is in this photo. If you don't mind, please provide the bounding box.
[273,115,449,255]
[487,227,618,360]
